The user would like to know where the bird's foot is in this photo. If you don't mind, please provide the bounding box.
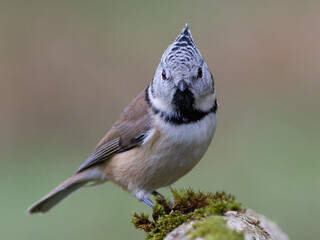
[142,196,154,208]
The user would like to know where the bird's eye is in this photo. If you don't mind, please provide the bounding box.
[162,70,167,80]
[197,67,203,78]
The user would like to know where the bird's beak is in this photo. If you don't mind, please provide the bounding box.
[177,80,188,92]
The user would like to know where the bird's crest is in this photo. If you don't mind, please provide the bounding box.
[162,23,202,67]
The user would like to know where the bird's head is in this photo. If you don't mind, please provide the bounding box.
[149,23,216,123]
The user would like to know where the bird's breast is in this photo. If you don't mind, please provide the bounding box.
[136,112,217,189]
[104,112,216,196]
[150,112,216,166]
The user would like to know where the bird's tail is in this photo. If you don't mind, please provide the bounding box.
[27,170,99,214]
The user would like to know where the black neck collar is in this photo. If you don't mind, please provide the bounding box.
[145,87,217,125]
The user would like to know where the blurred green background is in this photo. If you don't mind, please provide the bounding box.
[1,1,319,239]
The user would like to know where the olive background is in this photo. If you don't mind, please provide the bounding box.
[1,1,319,239]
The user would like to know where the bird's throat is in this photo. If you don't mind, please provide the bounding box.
[172,89,195,117]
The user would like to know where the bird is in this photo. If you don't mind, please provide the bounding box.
[27,23,218,214]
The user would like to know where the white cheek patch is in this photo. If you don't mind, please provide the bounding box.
[151,97,173,112]
[194,92,216,112]
[148,87,174,113]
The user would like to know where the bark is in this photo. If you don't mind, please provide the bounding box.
[164,209,289,240]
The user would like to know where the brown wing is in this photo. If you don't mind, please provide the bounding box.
[76,88,152,173]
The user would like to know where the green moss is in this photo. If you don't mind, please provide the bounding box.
[190,216,244,240]
[131,188,243,240]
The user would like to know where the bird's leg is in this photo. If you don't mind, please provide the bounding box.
[142,195,154,208]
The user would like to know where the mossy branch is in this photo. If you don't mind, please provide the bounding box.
[131,188,243,240]
[131,188,289,240]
